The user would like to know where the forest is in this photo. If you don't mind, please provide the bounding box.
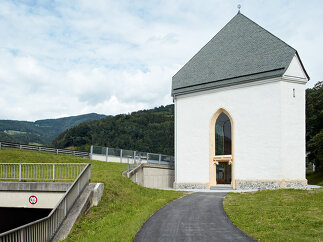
[0,113,106,144]
[52,82,322,169]
[51,105,175,155]
[306,81,322,170]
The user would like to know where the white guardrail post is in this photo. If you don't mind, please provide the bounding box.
[53,164,55,181]
[88,163,91,182]
[159,154,161,165]
[106,147,109,162]
[64,199,67,216]
[90,145,93,160]
[20,229,24,242]
[19,164,22,181]
[120,149,123,163]
[0,142,2,150]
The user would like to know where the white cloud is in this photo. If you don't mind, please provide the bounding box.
[0,0,322,121]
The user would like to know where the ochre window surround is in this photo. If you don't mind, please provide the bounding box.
[215,112,232,156]
[209,108,235,188]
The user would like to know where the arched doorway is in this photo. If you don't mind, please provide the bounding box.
[215,112,232,184]
[209,109,234,188]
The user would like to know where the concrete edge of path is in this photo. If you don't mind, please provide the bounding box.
[160,188,259,193]
[162,185,322,193]
[307,184,322,189]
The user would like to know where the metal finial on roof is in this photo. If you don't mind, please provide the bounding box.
[237,4,241,13]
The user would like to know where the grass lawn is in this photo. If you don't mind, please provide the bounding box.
[224,189,323,241]
[0,148,185,241]
[5,130,27,135]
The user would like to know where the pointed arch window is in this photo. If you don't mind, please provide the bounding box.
[215,112,232,155]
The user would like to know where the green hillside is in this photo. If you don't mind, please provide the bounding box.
[0,113,106,145]
[52,105,174,155]
[0,148,185,241]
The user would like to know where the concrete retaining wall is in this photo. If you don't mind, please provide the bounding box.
[0,182,104,210]
[0,182,72,192]
[0,182,72,209]
[0,191,65,209]
[127,164,174,189]
[91,154,139,163]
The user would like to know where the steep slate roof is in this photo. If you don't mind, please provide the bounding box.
[172,13,309,96]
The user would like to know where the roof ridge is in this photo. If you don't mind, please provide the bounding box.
[172,12,305,96]
[238,12,296,52]
[172,13,295,80]
[172,13,239,79]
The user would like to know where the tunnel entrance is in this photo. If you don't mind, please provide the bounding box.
[0,207,51,233]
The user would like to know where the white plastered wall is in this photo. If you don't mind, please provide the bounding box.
[174,77,306,185]
[280,54,307,179]
[279,54,307,179]
[280,81,306,179]
[283,54,307,80]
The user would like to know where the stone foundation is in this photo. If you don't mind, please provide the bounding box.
[174,179,307,190]
[174,183,208,190]
[235,179,307,190]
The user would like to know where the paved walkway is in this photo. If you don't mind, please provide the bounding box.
[134,192,256,242]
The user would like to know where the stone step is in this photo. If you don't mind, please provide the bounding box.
[210,185,233,190]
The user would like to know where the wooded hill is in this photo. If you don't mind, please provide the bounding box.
[52,83,322,166]
[52,105,174,155]
[0,113,106,145]
[306,81,323,170]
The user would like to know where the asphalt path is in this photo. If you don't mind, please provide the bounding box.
[134,192,256,242]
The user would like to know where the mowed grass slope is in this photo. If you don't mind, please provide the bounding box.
[0,148,185,241]
[224,189,323,241]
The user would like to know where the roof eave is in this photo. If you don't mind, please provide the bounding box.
[172,69,285,97]
[295,51,310,81]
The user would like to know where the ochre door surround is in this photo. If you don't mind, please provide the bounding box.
[208,108,235,189]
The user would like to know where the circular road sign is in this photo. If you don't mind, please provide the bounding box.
[29,195,38,205]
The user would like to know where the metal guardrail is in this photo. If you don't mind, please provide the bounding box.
[0,163,91,241]
[0,141,89,158]
[90,145,174,166]
[0,163,87,181]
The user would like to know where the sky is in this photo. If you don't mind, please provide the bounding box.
[0,0,322,121]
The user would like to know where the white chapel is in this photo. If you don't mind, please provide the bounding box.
[172,12,309,190]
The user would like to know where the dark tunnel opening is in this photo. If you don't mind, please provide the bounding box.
[0,207,51,233]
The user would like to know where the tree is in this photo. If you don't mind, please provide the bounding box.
[306,81,323,170]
